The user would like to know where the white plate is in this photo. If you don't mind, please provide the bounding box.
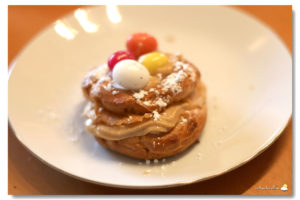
[8,6,292,188]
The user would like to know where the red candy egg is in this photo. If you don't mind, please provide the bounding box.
[108,50,135,70]
[126,33,157,58]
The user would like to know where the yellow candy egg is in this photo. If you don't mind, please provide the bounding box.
[138,52,168,75]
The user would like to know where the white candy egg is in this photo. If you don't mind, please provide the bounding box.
[112,59,150,90]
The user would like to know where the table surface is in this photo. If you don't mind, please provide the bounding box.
[8,5,292,195]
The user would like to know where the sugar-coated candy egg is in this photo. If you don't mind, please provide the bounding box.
[138,52,168,75]
[108,50,135,70]
[126,33,157,58]
[112,59,150,90]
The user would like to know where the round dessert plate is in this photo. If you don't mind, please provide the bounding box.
[8,6,292,188]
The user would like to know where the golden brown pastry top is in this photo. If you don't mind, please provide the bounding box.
[82,53,201,115]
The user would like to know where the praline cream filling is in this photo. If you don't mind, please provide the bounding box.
[85,102,192,140]
[84,82,205,141]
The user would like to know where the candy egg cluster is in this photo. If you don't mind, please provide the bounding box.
[108,33,169,90]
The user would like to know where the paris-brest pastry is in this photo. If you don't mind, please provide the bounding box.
[82,33,207,159]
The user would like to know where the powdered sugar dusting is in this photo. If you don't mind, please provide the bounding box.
[99,76,111,84]
[133,90,148,101]
[161,72,183,94]
[176,70,188,81]
[152,110,160,121]
[90,85,100,96]
[149,88,155,92]
[174,61,189,71]
[103,83,112,92]
[175,61,196,82]
[180,116,188,124]
[155,98,167,108]
[112,90,119,95]
[143,100,152,106]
